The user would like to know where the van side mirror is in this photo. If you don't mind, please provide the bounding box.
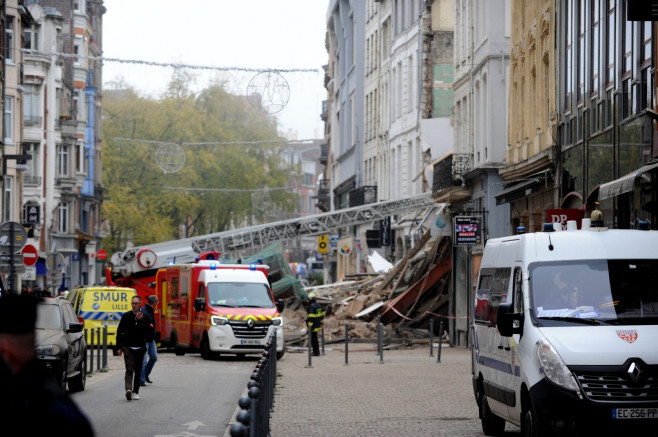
[194,298,206,312]
[67,322,84,333]
[497,302,523,337]
[276,299,284,313]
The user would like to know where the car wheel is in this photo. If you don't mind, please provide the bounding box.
[522,404,545,437]
[68,356,87,392]
[276,346,285,360]
[480,394,505,436]
[58,359,68,392]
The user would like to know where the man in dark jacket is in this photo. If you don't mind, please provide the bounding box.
[117,295,149,401]
[0,294,94,435]
[140,295,158,386]
[306,292,324,356]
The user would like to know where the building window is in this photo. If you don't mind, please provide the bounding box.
[606,2,615,86]
[24,143,40,179]
[4,97,13,143]
[24,85,40,124]
[3,177,12,222]
[58,202,69,233]
[58,144,70,177]
[5,16,14,63]
[23,24,39,52]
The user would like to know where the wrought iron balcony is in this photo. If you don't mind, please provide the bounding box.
[432,153,472,194]
[349,185,377,207]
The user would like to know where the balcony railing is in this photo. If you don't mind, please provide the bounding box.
[23,175,42,186]
[24,115,43,125]
[349,185,377,207]
[432,153,472,194]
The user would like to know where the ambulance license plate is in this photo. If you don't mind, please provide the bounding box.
[613,408,658,419]
[240,339,261,345]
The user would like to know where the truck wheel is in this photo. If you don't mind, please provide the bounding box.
[522,405,545,437]
[276,346,285,360]
[172,332,185,356]
[480,395,505,436]
[68,356,87,392]
[200,336,212,360]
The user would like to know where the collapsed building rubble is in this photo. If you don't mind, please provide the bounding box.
[281,231,454,349]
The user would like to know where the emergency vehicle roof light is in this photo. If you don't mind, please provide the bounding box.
[638,220,650,231]
[210,263,217,270]
[249,264,256,271]
[516,226,526,234]
[542,223,555,232]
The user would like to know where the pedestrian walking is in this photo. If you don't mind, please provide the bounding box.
[306,292,324,356]
[117,295,149,401]
[140,295,158,386]
[0,294,94,435]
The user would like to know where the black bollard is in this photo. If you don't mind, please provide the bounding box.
[96,327,101,372]
[306,327,313,368]
[437,321,443,363]
[88,328,94,372]
[429,319,434,357]
[102,325,108,370]
[378,318,384,364]
[248,386,260,437]
[344,323,349,366]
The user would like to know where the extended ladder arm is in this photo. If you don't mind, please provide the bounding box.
[111,193,438,276]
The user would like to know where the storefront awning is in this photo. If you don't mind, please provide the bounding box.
[495,174,546,205]
[598,161,658,201]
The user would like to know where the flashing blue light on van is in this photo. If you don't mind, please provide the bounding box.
[516,226,526,234]
[210,263,217,270]
[249,264,256,270]
[542,223,555,232]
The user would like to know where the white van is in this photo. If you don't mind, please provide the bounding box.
[471,220,658,436]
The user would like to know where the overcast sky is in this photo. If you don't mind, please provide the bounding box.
[102,0,329,140]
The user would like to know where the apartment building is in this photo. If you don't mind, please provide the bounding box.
[20,0,105,290]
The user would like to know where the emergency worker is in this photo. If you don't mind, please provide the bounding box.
[306,292,324,356]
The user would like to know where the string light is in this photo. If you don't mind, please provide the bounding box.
[21,49,321,74]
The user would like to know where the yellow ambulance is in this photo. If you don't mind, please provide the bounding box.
[67,286,137,350]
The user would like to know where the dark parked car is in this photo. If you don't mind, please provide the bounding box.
[35,297,87,392]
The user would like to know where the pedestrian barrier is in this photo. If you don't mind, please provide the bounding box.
[229,331,278,437]
[85,326,109,376]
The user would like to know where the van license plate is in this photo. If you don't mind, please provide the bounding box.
[240,339,261,345]
[613,408,658,419]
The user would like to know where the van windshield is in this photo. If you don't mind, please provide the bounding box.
[530,259,658,324]
[207,282,274,308]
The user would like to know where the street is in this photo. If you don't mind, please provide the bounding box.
[74,351,256,437]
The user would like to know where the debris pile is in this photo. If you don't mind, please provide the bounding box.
[282,231,453,348]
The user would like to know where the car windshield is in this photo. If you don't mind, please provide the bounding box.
[530,259,658,325]
[35,304,62,330]
[207,282,274,308]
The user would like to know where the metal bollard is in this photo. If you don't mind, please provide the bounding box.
[321,325,325,355]
[102,325,108,370]
[437,321,443,363]
[248,385,260,437]
[306,328,313,368]
[96,328,102,372]
[88,327,94,372]
[378,318,384,364]
[344,323,349,366]
[429,319,434,357]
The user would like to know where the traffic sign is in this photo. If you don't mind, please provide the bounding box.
[0,221,27,254]
[22,244,38,266]
[97,249,108,262]
[0,264,25,274]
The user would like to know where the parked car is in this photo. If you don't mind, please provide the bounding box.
[35,297,87,392]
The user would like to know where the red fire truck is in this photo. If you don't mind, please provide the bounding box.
[157,260,285,359]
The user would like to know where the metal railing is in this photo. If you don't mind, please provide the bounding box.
[84,326,109,375]
[230,332,278,437]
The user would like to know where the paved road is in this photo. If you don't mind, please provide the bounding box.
[75,351,256,437]
[262,344,521,437]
